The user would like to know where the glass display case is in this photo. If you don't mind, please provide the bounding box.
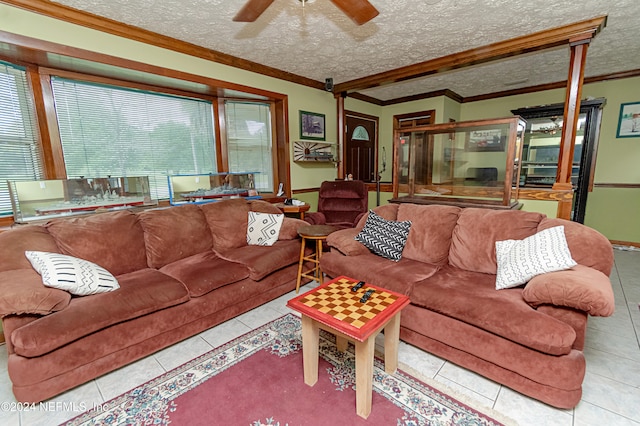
[392,116,526,209]
[9,176,156,223]
[168,172,260,205]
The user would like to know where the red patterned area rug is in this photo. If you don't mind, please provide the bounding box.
[64,314,509,426]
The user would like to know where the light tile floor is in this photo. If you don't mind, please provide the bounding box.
[0,250,638,425]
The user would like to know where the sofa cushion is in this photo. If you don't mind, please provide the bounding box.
[522,264,615,316]
[0,226,60,273]
[11,268,189,358]
[0,269,71,317]
[279,218,309,240]
[495,226,577,289]
[160,251,249,297]
[320,251,440,296]
[355,210,411,261]
[246,211,284,246]
[398,204,461,265]
[355,204,399,229]
[249,199,282,214]
[139,204,213,269]
[25,251,120,296]
[409,265,576,355]
[449,208,545,274]
[200,198,250,250]
[216,239,300,281]
[45,210,148,276]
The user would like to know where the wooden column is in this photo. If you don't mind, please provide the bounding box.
[553,35,591,218]
[336,93,345,180]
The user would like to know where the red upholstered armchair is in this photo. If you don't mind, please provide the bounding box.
[304,180,368,229]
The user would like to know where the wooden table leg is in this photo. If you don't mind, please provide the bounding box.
[384,312,401,374]
[295,237,306,293]
[354,335,376,419]
[301,315,319,386]
[316,239,323,284]
[335,335,348,352]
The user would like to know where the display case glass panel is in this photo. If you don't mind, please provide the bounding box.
[519,115,584,186]
[393,116,525,208]
[168,172,259,205]
[9,176,155,223]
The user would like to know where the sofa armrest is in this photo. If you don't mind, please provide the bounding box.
[279,217,308,240]
[522,264,615,317]
[326,228,369,256]
[0,269,71,317]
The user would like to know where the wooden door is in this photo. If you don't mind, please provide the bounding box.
[345,112,378,182]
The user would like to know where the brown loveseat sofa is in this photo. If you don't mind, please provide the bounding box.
[0,198,308,403]
[320,203,615,408]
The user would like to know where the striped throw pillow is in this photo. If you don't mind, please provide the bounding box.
[355,210,412,261]
[25,251,120,296]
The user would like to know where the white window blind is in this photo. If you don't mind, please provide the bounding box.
[0,62,44,216]
[51,77,217,199]
[225,101,274,192]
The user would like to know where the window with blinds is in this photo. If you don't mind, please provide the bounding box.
[0,62,44,217]
[51,77,217,199]
[225,101,274,192]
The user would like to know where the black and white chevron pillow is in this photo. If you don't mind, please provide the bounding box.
[495,225,577,290]
[25,251,120,296]
[247,211,284,246]
[355,210,412,261]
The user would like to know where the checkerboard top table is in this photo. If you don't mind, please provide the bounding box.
[287,276,410,342]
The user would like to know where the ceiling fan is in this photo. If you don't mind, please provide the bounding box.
[233,0,379,26]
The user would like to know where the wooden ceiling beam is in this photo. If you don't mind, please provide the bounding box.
[334,15,607,94]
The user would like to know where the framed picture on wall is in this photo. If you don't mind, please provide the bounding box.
[300,110,325,140]
[465,129,505,152]
[616,102,640,138]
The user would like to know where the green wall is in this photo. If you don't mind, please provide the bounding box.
[1,4,638,243]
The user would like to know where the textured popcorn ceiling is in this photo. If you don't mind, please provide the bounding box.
[51,0,640,100]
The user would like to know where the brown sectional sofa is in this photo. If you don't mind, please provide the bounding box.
[320,203,615,409]
[0,198,309,403]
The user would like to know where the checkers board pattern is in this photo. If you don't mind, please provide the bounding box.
[298,277,398,329]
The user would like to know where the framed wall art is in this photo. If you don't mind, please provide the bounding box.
[299,110,325,141]
[616,101,640,138]
[465,128,505,152]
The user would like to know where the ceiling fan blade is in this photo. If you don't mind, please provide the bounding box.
[233,0,275,22]
[330,0,379,25]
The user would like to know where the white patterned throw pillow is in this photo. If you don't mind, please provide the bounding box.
[495,226,577,290]
[355,210,412,261]
[247,211,284,246]
[25,251,120,296]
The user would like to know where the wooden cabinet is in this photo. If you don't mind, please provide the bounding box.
[511,98,605,222]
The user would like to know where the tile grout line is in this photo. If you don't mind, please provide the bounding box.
[615,256,640,352]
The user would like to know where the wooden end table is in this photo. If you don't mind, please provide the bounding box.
[287,276,410,419]
[273,202,310,219]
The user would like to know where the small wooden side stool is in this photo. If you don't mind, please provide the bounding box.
[295,224,338,293]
